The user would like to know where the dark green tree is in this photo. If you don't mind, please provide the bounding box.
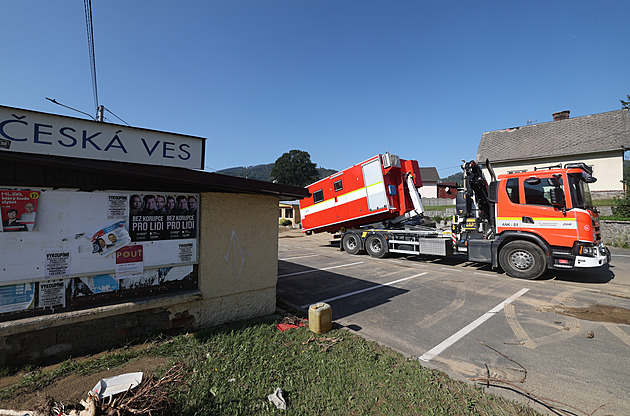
[271,150,319,187]
[622,94,630,110]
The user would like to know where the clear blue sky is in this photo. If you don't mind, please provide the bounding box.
[2,1,628,177]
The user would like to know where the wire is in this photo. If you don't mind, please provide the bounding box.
[104,107,131,126]
[84,0,99,117]
[46,97,96,120]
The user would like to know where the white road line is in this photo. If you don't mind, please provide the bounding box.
[279,254,320,261]
[278,262,363,278]
[418,288,529,363]
[612,254,630,258]
[300,272,427,308]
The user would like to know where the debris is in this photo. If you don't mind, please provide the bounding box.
[302,336,343,351]
[276,315,308,331]
[586,330,594,338]
[267,387,287,410]
[90,372,143,400]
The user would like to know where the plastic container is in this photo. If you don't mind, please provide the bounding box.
[308,302,332,334]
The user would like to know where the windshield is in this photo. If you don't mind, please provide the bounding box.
[568,173,594,210]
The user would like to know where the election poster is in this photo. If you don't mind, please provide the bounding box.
[128,194,198,241]
[0,283,35,313]
[1,190,40,232]
[91,221,132,256]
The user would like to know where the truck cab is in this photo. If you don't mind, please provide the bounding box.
[489,163,609,278]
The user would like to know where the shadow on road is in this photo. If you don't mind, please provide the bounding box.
[277,260,410,320]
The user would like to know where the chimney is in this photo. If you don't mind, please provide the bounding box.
[553,110,570,121]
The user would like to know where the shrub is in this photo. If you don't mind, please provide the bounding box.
[280,219,292,226]
[432,216,443,223]
[611,192,630,219]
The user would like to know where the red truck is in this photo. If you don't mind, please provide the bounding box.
[299,153,610,280]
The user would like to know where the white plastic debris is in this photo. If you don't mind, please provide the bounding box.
[267,387,286,410]
[90,372,143,400]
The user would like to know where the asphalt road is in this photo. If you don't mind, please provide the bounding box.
[277,228,630,415]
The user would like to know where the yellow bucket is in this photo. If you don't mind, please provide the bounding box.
[308,302,332,334]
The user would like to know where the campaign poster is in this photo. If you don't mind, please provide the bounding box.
[116,245,144,279]
[128,194,198,241]
[38,280,66,308]
[91,221,132,256]
[0,283,35,313]
[1,190,40,232]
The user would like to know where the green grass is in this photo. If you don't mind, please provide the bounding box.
[1,319,540,416]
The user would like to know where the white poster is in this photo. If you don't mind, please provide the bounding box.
[45,251,71,278]
[38,280,66,308]
[107,194,128,219]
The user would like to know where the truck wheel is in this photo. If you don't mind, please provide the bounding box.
[365,234,388,258]
[342,233,362,255]
[499,241,546,280]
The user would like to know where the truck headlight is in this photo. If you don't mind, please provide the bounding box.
[576,243,596,257]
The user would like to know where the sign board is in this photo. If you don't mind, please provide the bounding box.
[0,105,205,169]
[0,189,199,286]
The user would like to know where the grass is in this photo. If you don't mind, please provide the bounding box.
[1,318,541,416]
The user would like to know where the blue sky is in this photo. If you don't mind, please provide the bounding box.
[2,1,628,177]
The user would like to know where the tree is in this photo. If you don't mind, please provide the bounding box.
[622,94,630,110]
[271,150,319,187]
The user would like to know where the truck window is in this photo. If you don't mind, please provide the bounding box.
[334,180,343,192]
[506,178,519,204]
[313,189,324,204]
[524,178,561,206]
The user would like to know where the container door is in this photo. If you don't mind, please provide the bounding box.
[362,159,388,211]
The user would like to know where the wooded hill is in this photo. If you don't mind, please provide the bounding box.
[217,164,336,183]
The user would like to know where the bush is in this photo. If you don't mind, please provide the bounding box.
[280,219,292,226]
[611,192,630,219]
[432,216,443,223]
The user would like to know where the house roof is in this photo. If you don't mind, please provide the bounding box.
[476,109,630,163]
[0,151,310,199]
[419,167,440,183]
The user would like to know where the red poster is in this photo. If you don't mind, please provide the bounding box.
[1,190,40,232]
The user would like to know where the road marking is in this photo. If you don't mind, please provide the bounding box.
[278,262,363,278]
[279,254,320,261]
[300,272,427,308]
[418,288,529,362]
[612,253,630,258]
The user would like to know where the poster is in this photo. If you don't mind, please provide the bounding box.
[178,243,194,262]
[1,190,40,232]
[38,280,66,308]
[91,221,132,256]
[129,194,198,241]
[115,245,144,279]
[72,275,119,297]
[0,283,35,313]
[119,269,159,290]
[45,251,71,279]
[107,194,128,219]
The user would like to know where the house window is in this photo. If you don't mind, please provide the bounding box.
[506,178,520,204]
[334,180,343,192]
[279,209,283,218]
[285,208,293,218]
[313,189,324,204]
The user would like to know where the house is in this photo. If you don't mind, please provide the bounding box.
[418,167,440,198]
[279,200,301,225]
[476,109,630,198]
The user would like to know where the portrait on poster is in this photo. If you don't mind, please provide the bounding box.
[1,190,40,232]
[129,194,198,241]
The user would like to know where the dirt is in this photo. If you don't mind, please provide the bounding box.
[546,302,630,326]
[0,352,167,413]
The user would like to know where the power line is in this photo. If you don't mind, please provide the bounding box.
[84,0,99,117]
[104,107,131,126]
[46,97,96,121]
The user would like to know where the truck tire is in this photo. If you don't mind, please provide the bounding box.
[365,234,388,258]
[499,240,546,280]
[342,233,362,255]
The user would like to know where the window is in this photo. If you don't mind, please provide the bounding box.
[506,178,520,204]
[334,180,343,192]
[524,177,562,206]
[313,189,324,204]
[279,209,282,218]
[285,208,293,218]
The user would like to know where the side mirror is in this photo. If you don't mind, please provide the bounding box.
[549,187,565,207]
[583,176,597,183]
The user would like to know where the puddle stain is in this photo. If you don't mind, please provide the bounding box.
[547,303,630,326]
